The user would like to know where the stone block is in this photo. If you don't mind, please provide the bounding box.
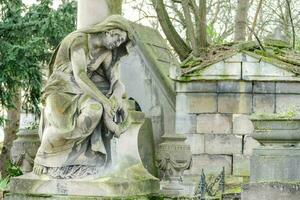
[253,82,275,93]
[232,114,254,135]
[184,154,232,175]
[185,134,205,154]
[176,81,217,93]
[276,94,300,113]
[242,55,260,62]
[201,62,241,79]
[224,53,242,62]
[217,81,252,93]
[243,62,295,78]
[8,167,159,197]
[276,82,300,94]
[218,94,252,114]
[176,93,217,113]
[243,136,260,155]
[242,183,300,200]
[253,94,275,113]
[233,155,250,177]
[175,113,197,134]
[250,148,300,182]
[197,114,232,134]
[5,194,151,200]
[204,134,243,154]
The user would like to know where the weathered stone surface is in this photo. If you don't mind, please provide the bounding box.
[232,114,254,135]
[233,155,250,177]
[175,113,197,134]
[276,94,300,113]
[177,93,217,113]
[243,136,260,155]
[186,134,205,154]
[224,53,243,62]
[218,94,252,114]
[242,182,300,200]
[242,62,296,81]
[253,82,275,93]
[217,81,252,93]
[253,94,275,113]
[204,134,242,154]
[224,53,261,63]
[4,194,151,200]
[138,118,158,177]
[250,148,300,182]
[176,81,217,93]
[197,114,232,134]
[11,129,40,174]
[276,82,300,94]
[199,62,241,80]
[242,55,260,62]
[184,154,232,175]
[8,166,159,197]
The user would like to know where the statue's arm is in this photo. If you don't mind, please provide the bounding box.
[104,59,126,101]
[71,45,115,116]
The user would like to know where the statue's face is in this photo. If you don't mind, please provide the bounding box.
[102,29,127,50]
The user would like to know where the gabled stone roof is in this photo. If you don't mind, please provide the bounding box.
[171,40,300,82]
[128,22,178,99]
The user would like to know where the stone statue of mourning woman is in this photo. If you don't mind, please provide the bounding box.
[33,15,133,179]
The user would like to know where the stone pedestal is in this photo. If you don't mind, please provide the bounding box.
[241,114,300,200]
[5,102,160,199]
[242,182,300,200]
[10,128,40,173]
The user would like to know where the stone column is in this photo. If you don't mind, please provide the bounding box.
[77,0,110,29]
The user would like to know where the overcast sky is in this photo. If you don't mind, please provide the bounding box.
[22,0,146,26]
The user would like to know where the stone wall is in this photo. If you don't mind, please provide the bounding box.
[176,80,300,178]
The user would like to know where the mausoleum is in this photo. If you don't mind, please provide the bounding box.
[169,39,300,186]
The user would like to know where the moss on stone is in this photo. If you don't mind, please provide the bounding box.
[264,38,291,48]
[176,40,300,81]
[251,109,300,121]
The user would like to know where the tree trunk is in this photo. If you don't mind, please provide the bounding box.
[106,0,123,14]
[182,0,197,55]
[199,0,207,48]
[151,0,191,60]
[234,0,250,41]
[0,90,21,178]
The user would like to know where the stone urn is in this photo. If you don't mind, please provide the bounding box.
[156,134,192,195]
[10,128,40,173]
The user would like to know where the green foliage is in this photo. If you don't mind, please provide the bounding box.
[0,0,76,125]
[0,160,22,191]
[6,160,23,177]
[0,177,9,191]
[26,121,39,130]
[207,25,225,45]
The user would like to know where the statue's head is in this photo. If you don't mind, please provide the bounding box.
[102,29,127,50]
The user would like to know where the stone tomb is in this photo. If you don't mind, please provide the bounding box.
[170,44,300,185]
[241,114,300,200]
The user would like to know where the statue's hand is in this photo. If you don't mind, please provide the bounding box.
[103,97,118,118]
[118,101,129,122]
[103,112,122,137]
[110,95,128,122]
